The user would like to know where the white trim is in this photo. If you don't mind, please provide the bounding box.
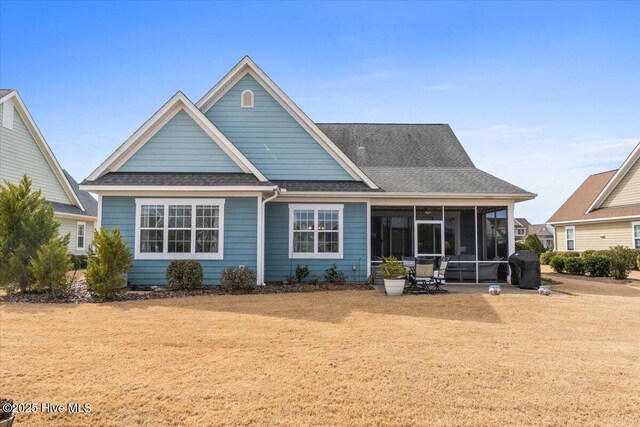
[288,203,344,259]
[80,185,276,192]
[565,225,576,251]
[366,200,371,279]
[281,191,535,200]
[97,194,103,229]
[548,214,640,225]
[241,89,254,108]
[0,91,85,211]
[256,195,263,284]
[86,91,267,182]
[76,221,86,251]
[134,198,225,260]
[632,221,640,249]
[53,212,96,221]
[195,56,379,189]
[586,142,640,213]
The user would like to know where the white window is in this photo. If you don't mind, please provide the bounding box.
[565,226,575,251]
[76,221,86,251]
[241,90,254,108]
[289,204,343,259]
[135,199,224,260]
[633,222,640,249]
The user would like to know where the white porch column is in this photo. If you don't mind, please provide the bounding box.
[507,203,515,255]
[507,203,515,283]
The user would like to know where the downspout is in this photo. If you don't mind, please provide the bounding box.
[260,186,281,285]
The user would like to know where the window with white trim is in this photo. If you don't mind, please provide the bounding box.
[565,226,575,251]
[76,221,86,250]
[289,204,343,259]
[633,222,640,249]
[241,90,254,108]
[135,199,224,259]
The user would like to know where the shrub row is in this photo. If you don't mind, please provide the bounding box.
[548,245,636,279]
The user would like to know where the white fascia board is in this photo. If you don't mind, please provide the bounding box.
[586,141,640,213]
[54,212,97,221]
[79,185,277,192]
[280,191,536,200]
[4,91,85,211]
[86,92,267,182]
[548,215,640,225]
[196,56,379,189]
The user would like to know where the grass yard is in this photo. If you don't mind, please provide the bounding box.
[1,277,639,426]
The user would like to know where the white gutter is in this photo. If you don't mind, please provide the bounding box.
[259,187,281,285]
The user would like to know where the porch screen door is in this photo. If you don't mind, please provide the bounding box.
[416,221,443,258]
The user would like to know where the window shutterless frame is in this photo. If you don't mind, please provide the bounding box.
[632,221,640,249]
[288,204,343,259]
[134,198,225,260]
[565,226,576,251]
[76,221,86,251]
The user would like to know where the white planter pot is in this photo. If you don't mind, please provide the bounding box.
[384,279,405,296]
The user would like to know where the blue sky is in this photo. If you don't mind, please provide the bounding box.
[1,1,638,223]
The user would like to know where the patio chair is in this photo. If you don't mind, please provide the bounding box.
[413,261,436,294]
[432,260,449,293]
[402,257,418,292]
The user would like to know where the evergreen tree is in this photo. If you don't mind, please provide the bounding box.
[87,227,132,299]
[0,175,66,292]
[524,234,545,257]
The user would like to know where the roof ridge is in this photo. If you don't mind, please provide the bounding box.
[317,123,450,126]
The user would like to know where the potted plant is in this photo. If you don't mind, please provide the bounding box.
[0,398,15,427]
[380,257,407,296]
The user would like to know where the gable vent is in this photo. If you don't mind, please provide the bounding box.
[2,98,15,129]
[241,90,254,109]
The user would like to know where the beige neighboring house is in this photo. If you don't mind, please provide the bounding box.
[0,89,97,254]
[548,142,640,252]
[527,224,554,249]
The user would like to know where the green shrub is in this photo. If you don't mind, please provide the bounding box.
[515,241,528,251]
[166,260,203,290]
[549,255,566,273]
[524,234,545,256]
[608,245,634,280]
[324,263,346,284]
[584,254,610,277]
[87,228,132,299]
[0,175,65,293]
[380,257,407,280]
[637,255,640,271]
[564,257,585,275]
[30,238,72,295]
[70,254,88,270]
[308,275,320,285]
[220,266,256,292]
[540,251,556,265]
[295,265,310,283]
[580,250,596,258]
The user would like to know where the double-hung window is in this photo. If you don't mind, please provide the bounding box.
[76,221,86,251]
[135,199,224,259]
[289,204,343,259]
[565,226,575,251]
[633,222,640,249]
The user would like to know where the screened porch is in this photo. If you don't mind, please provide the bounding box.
[370,205,512,283]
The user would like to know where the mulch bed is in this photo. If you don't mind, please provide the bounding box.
[0,281,373,304]
[543,271,639,286]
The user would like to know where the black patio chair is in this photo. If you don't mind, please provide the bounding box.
[431,260,449,293]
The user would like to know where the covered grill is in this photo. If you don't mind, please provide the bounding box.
[508,250,541,289]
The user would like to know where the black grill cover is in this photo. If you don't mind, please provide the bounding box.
[509,250,541,289]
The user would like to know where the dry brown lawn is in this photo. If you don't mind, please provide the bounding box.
[1,278,639,426]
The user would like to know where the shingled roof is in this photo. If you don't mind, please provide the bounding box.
[548,170,640,223]
[318,123,533,196]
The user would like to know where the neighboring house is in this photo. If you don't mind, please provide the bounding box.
[80,56,535,285]
[527,224,555,249]
[514,217,531,242]
[548,142,640,252]
[0,89,97,254]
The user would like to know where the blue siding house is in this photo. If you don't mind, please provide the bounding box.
[81,57,535,285]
